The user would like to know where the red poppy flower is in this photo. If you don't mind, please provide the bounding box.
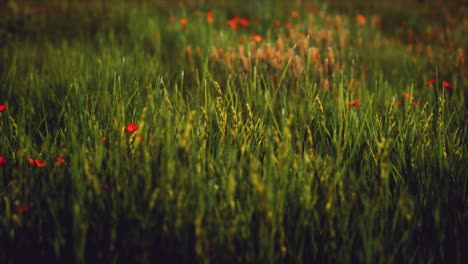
[102,136,107,142]
[0,104,7,112]
[274,20,281,27]
[29,158,46,167]
[284,23,291,29]
[125,123,138,134]
[427,79,436,86]
[443,81,453,89]
[205,11,214,23]
[18,205,30,213]
[401,92,412,99]
[392,99,403,105]
[357,14,366,25]
[228,18,238,30]
[55,156,66,165]
[291,11,299,18]
[237,17,249,27]
[348,99,360,107]
[0,155,6,168]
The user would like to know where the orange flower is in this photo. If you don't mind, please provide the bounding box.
[401,92,412,99]
[284,23,291,29]
[249,34,262,42]
[357,14,366,25]
[179,18,188,26]
[291,11,299,18]
[443,81,453,89]
[205,11,214,23]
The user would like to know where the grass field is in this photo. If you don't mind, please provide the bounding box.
[0,0,467,263]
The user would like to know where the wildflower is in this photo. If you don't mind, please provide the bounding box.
[55,156,66,165]
[291,11,299,18]
[125,123,138,134]
[102,136,107,142]
[0,155,6,168]
[0,104,7,112]
[29,158,46,167]
[284,23,291,29]
[18,206,30,213]
[392,99,403,105]
[443,81,453,89]
[237,17,249,27]
[412,100,419,106]
[205,11,214,23]
[427,79,436,86]
[357,14,366,25]
[228,18,238,30]
[274,20,281,27]
[348,99,360,107]
[401,92,412,99]
[179,18,188,26]
[249,34,262,42]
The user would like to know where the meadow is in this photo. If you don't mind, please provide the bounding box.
[0,0,467,263]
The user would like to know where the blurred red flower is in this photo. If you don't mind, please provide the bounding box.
[0,104,7,112]
[443,81,453,89]
[55,156,66,165]
[180,18,188,26]
[126,123,138,134]
[18,206,30,213]
[0,155,6,168]
[291,11,299,18]
[29,158,46,167]
[206,11,214,23]
[427,79,436,86]
[348,99,360,107]
[401,92,412,99]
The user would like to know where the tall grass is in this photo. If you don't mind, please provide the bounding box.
[0,0,466,263]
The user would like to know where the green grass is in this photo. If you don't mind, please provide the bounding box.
[0,0,466,263]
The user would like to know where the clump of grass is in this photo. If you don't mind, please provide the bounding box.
[0,0,466,263]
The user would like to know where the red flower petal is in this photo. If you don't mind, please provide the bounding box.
[18,205,30,213]
[0,104,7,112]
[348,99,360,107]
[34,159,46,167]
[427,79,436,86]
[0,155,6,168]
[125,123,138,134]
[443,81,453,89]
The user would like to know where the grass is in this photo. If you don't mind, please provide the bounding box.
[0,0,466,263]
